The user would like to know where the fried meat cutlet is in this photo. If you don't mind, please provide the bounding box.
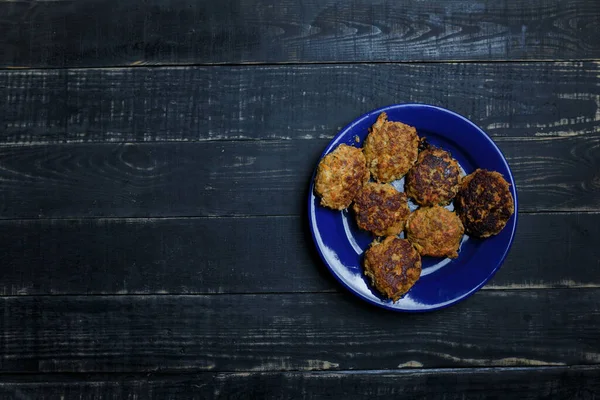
[405,147,461,206]
[405,206,464,259]
[363,112,419,183]
[363,237,422,301]
[314,144,370,210]
[353,182,410,236]
[454,169,514,238]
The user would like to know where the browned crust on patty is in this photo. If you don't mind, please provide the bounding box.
[353,182,410,236]
[363,237,422,301]
[314,144,370,210]
[454,169,515,238]
[363,112,419,183]
[405,206,464,258]
[405,147,462,206]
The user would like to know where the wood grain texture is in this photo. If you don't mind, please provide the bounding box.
[0,213,598,296]
[1,62,598,144]
[0,135,597,218]
[0,290,599,372]
[1,0,599,67]
[0,367,599,399]
[0,141,318,219]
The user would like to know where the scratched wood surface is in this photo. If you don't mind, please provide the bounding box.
[0,367,599,399]
[1,63,598,144]
[1,0,600,398]
[0,213,597,296]
[0,137,596,219]
[1,290,599,373]
[1,0,599,67]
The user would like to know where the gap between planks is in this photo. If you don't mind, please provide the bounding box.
[0,131,595,147]
[0,209,597,223]
[0,365,596,378]
[1,58,600,72]
[0,286,599,298]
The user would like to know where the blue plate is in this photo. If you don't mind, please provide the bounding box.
[308,104,518,312]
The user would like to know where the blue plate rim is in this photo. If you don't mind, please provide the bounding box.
[307,103,519,312]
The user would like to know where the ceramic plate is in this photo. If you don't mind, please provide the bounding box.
[308,104,518,312]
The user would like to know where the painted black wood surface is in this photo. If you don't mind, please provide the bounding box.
[0,213,597,296]
[2,63,598,144]
[1,290,600,373]
[1,0,599,398]
[1,0,599,67]
[0,367,598,400]
[0,137,596,218]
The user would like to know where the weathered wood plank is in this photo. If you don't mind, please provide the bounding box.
[498,135,600,212]
[0,135,597,219]
[1,0,599,67]
[0,367,599,399]
[1,62,598,144]
[0,213,598,296]
[0,290,599,372]
[0,141,320,218]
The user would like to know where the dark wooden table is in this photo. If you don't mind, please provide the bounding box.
[1,0,599,398]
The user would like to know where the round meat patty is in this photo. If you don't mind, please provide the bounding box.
[353,182,410,236]
[363,112,419,183]
[405,206,464,259]
[363,237,422,301]
[405,146,461,206]
[454,169,515,238]
[314,144,370,210]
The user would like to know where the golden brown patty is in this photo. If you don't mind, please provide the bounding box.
[363,112,419,183]
[405,206,464,259]
[405,147,462,206]
[314,144,370,210]
[353,182,410,236]
[363,237,422,301]
[454,169,515,238]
